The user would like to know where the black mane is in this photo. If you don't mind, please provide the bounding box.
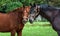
[39,4,57,11]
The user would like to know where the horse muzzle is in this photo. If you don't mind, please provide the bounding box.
[22,18,28,24]
[29,17,34,24]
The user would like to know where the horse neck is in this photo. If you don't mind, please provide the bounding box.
[40,11,51,21]
[9,9,23,22]
[40,7,58,21]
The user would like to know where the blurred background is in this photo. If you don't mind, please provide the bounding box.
[0,0,60,36]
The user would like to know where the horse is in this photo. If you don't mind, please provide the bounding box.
[0,6,30,36]
[29,4,60,36]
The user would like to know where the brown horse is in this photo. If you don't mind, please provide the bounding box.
[0,6,30,36]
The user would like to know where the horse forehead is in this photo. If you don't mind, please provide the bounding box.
[24,6,31,12]
[25,6,30,10]
[18,7,24,11]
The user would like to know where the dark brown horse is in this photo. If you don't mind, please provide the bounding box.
[29,4,60,36]
[0,6,30,36]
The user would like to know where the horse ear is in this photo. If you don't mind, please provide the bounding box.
[30,3,37,7]
[30,3,33,6]
[33,3,37,7]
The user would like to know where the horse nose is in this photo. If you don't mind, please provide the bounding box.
[22,18,28,24]
[29,18,34,24]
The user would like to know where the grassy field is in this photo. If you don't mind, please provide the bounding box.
[0,22,58,36]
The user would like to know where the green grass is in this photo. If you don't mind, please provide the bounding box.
[0,22,58,36]
[22,24,58,36]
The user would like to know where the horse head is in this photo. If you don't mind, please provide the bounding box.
[22,5,31,24]
[29,3,40,23]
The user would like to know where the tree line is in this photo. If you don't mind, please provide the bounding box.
[0,0,60,12]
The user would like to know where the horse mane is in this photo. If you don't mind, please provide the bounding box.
[7,7,23,24]
[13,7,23,12]
[8,7,23,13]
[40,4,57,11]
